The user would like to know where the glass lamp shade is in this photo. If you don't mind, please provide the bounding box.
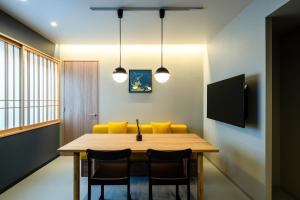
[112,66,128,83]
[154,66,170,83]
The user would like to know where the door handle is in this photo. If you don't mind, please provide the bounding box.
[88,113,98,117]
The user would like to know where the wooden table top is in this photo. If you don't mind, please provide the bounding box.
[58,133,219,153]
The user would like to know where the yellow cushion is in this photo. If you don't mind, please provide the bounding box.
[80,152,87,160]
[108,122,128,133]
[127,124,138,133]
[140,124,152,133]
[171,124,188,133]
[92,124,108,133]
[127,124,153,133]
[151,122,171,133]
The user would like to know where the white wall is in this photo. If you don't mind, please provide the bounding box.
[203,0,288,199]
[60,44,204,133]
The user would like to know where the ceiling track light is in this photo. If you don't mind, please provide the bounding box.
[90,7,204,11]
[112,9,128,83]
[154,9,170,83]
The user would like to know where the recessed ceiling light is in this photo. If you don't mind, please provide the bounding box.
[50,21,58,27]
[19,0,27,2]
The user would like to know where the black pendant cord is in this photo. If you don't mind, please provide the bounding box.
[118,9,123,69]
[161,17,163,68]
[160,9,165,69]
[119,16,122,68]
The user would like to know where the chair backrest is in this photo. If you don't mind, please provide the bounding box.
[147,149,192,179]
[147,149,192,161]
[86,149,132,179]
[87,149,131,160]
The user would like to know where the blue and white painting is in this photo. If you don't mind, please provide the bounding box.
[129,70,152,93]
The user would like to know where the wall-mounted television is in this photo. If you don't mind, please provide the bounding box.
[207,74,247,128]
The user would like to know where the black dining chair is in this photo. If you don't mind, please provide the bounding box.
[86,149,132,200]
[147,148,192,200]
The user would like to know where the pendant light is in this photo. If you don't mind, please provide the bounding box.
[112,9,128,83]
[154,9,170,83]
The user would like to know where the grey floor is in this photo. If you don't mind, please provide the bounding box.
[0,157,250,200]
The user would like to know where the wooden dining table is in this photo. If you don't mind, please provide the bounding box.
[58,133,219,200]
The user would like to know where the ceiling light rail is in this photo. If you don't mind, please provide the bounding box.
[90,7,204,11]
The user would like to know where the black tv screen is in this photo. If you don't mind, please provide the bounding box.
[207,74,246,128]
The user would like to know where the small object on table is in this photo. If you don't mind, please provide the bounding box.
[136,119,142,141]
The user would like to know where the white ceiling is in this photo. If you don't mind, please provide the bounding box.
[0,0,251,44]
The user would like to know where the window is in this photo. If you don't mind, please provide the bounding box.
[23,49,59,126]
[0,35,60,135]
[0,41,21,131]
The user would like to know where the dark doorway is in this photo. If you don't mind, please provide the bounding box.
[267,1,300,199]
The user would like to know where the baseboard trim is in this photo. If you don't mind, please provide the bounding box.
[204,155,254,200]
[0,154,59,194]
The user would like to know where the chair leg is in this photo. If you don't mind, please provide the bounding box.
[99,185,104,200]
[88,183,91,200]
[127,182,131,200]
[149,183,152,200]
[176,185,180,200]
[187,183,190,200]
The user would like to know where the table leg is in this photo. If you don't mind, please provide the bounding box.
[197,153,204,200]
[74,152,80,200]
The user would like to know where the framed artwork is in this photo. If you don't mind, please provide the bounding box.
[129,70,152,93]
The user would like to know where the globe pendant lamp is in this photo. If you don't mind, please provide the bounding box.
[154,9,170,83]
[112,9,128,83]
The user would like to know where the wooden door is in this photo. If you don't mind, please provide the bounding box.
[63,61,98,144]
